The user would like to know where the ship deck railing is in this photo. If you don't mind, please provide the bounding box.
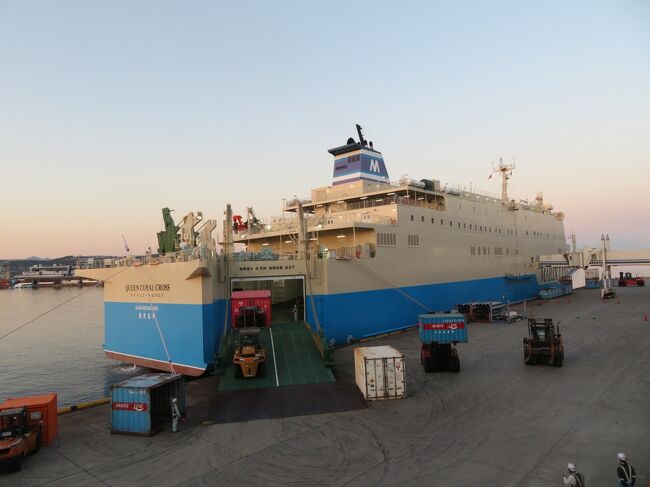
[233,251,301,262]
[232,246,376,262]
[75,248,218,269]
[445,182,502,202]
[233,213,396,238]
[284,192,447,216]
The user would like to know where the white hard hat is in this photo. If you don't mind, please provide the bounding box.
[617,452,626,461]
[172,398,177,403]
[568,463,576,472]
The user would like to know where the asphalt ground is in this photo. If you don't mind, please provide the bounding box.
[4,287,649,486]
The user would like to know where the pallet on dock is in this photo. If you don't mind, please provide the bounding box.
[457,302,508,323]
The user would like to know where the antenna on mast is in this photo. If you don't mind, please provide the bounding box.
[492,157,516,203]
[355,124,367,146]
[122,234,131,254]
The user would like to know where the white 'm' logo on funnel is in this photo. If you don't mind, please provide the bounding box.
[369,159,380,173]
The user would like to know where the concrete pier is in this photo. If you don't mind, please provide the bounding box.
[5,287,649,486]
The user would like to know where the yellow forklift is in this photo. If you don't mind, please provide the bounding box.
[233,327,267,378]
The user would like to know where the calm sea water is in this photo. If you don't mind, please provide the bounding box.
[0,287,143,407]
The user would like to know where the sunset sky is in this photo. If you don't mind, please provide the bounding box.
[1,1,648,259]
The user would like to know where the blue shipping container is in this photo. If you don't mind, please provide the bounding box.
[110,373,185,436]
[418,313,468,344]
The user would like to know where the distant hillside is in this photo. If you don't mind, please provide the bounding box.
[1,255,116,278]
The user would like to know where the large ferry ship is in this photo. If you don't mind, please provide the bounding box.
[76,125,567,375]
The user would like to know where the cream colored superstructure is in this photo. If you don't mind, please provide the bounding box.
[234,179,566,294]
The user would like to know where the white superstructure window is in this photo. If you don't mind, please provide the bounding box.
[407,234,420,247]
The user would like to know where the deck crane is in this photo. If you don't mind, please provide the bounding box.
[246,207,262,231]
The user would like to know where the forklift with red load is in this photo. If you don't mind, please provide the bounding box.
[0,407,42,472]
[618,272,645,287]
[0,393,57,472]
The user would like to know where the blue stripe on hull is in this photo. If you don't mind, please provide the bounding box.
[307,275,539,346]
[105,300,227,372]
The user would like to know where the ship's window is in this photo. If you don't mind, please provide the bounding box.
[478,247,481,255]
[421,216,424,223]
[431,218,434,224]
[526,231,529,235]
[483,246,487,255]
[495,247,502,256]
[480,226,483,231]
[377,232,397,247]
[410,215,414,222]
[450,221,453,227]
[347,154,360,163]
[408,234,420,247]
[464,223,466,229]
[458,222,461,228]
[441,219,444,225]
[327,218,334,224]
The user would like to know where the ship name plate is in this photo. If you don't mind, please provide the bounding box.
[236,265,296,272]
[124,283,172,299]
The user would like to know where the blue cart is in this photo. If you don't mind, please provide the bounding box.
[419,312,468,373]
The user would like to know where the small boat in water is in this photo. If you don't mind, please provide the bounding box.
[13,282,34,289]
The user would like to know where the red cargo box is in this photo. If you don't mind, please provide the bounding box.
[231,290,271,328]
[0,393,58,446]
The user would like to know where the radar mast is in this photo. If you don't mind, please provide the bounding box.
[493,158,516,203]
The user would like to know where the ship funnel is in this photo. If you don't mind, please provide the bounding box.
[328,124,389,186]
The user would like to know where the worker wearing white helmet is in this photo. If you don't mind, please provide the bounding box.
[616,453,636,486]
[563,463,585,486]
[171,397,181,433]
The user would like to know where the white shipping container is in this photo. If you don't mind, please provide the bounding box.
[354,346,406,401]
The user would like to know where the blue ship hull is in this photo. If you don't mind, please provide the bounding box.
[104,274,537,373]
[308,274,538,347]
